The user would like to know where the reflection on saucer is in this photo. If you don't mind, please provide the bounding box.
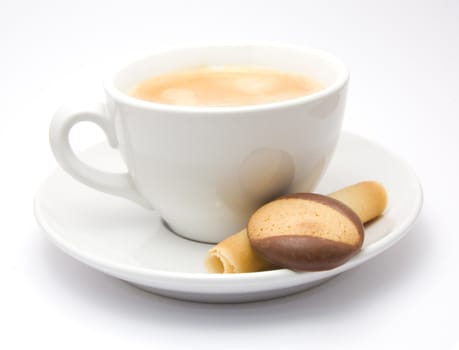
[239,148,295,202]
[288,155,328,193]
[216,148,295,225]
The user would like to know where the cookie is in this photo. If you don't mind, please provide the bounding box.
[206,181,387,273]
[247,193,364,271]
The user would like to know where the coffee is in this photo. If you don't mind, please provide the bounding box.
[129,65,323,107]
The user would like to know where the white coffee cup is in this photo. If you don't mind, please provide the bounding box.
[49,43,349,243]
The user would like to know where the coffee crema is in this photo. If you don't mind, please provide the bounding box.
[129,65,323,107]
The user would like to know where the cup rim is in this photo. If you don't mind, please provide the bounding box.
[104,42,349,114]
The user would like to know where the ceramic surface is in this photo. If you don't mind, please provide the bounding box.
[35,132,422,303]
[49,43,349,242]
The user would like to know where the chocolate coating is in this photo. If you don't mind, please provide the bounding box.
[251,235,360,271]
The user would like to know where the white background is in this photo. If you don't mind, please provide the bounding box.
[1,0,459,349]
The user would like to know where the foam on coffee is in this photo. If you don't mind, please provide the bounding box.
[129,65,323,107]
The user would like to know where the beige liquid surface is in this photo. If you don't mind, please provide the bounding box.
[129,65,324,107]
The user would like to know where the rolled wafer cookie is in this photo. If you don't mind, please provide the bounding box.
[205,181,387,273]
[205,229,273,273]
[328,181,387,223]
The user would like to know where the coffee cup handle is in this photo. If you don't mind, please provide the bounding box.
[49,102,151,208]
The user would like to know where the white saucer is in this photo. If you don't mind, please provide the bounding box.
[35,132,422,303]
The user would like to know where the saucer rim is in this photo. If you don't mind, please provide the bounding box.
[34,131,423,290]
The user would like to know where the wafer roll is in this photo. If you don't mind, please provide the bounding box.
[205,229,273,273]
[205,181,387,273]
[328,181,387,223]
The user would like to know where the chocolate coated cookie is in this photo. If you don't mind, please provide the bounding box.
[247,193,364,271]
